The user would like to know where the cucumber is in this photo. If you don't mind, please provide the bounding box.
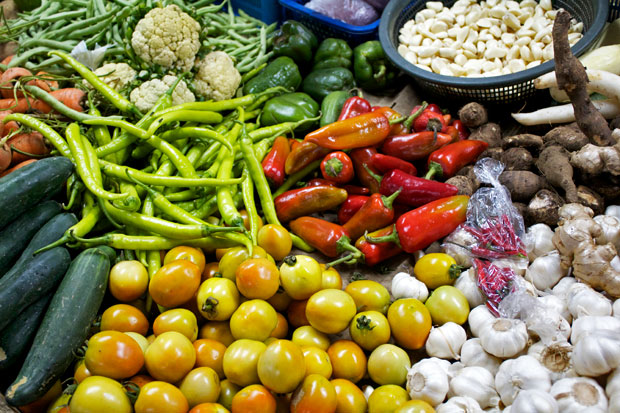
[0,156,73,230]
[0,246,71,332]
[4,212,77,278]
[0,294,52,371]
[0,201,62,278]
[5,247,114,406]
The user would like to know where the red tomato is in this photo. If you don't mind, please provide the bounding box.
[84,330,144,379]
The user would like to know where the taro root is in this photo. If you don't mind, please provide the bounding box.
[458,102,488,128]
[470,122,502,148]
[500,171,548,202]
[543,126,589,152]
[502,133,544,153]
[577,185,605,216]
[445,175,475,196]
[501,147,533,171]
[527,189,565,226]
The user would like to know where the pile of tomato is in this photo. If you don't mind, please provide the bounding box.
[43,221,471,413]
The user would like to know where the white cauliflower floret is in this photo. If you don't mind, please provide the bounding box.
[131,5,200,71]
[193,51,241,101]
[129,75,195,113]
[88,62,136,92]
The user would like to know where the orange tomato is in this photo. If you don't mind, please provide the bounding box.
[109,260,149,302]
[270,312,289,339]
[194,339,227,378]
[100,304,149,336]
[84,330,144,379]
[128,374,154,388]
[144,331,196,383]
[190,403,231,413]
[149,259,201,308]
[164,246,206,274]
[287,299,310,328]
[199,321,235,347]
[331,378,367,413]
[202,262,220,281]
[257,224,292,261]
[327,340,367,384]
[231,384,276,413]
[290,374,337,413]
[74,359,92,384]
[387,299,432,350]
[267,289,292,312]
[134,381,189,413]
[235,258,280,300]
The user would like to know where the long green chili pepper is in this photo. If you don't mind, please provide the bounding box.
[165,189,206,202]
[248,116,321,142]
[159,126,233,152]
[241,168,259,246]
[49,50,142,117]
[272,160,322,198]
[290,233,316,253]
[63,178,84,210]
[3,113,72,158]
[83,118,148,139]
[88,105,117,163]
[98,160,244,187]
[216,112,244,228]
[22,84,97,122]
[66,123,130,201]
[112,181,141,212]
[71,232,240,251]
[145,110,223,136]
[240,62,267,83]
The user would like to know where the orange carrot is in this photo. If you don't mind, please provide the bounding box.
[0,110,19,137]
[0,158,36,177]
[8,132,49,165]
[33,71,59,92]
[1,55,14,66]
[0,97,31,113]
[0,144,10,173]
[0,67,33,99]
[31,88,86,113]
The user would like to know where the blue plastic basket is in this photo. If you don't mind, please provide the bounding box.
[610,0,620,20]
[231,0,281,24]
[278,0,379,44]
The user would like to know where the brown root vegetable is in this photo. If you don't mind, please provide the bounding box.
[0,143,10,172]
[445,175,475,196]
[552,10,613,146]
[535,145,579,203]
[458,102,488,128]
[577,185,605,216]
[589,175,620,203]
[502,133,544,153]
[499,170,548,202]
[610,116,620,130]
[501,147,533,170]
[570,143,620,176]
[543,126,589,151]
[480,147,503,161]
[7,132,49,165]
[456,165,473,177]
[527,189,564,226]
[469,122,502,148]
[512,202,529,222]
[465,167,481,191]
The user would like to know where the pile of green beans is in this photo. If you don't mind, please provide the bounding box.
[19,49,315,264]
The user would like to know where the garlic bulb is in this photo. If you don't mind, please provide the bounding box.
[525,308,571,345]
[454,268,485,308]
[406,358,450,406]
[572,330,620,376]
[479,318,529,358]
[391,272,429,301]
[525,251,566,290]
[425,322,467,360]
[436,396,483,413]
[528,341,576,383]
[605,205,620,220]
[495,355,552,406]
[503,407,511,413]
[610,394,620,412]
[552,277,577,300]
[526,223,556,262]
[538,294,572,323]
[593,214,620,250]
[567,283,612,318]
[442,227,477,268]
[511,389,559,413]
[447,361,464,380]
[549,377,608,412]
[570,315,620,344]
[607,368,620,398]
[448,366,499,409]
[468,305,495,338]
[460,338,501,376]
[613,299,620,317]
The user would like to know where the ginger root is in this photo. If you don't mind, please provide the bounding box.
[552,203,620,298]
[570,143,620,176]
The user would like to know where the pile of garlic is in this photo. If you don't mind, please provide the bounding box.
[398,204,620,411]
[397,0,584,77]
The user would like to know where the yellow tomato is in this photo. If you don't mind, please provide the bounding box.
[367,385,410,413]
[229,299,278,341]
[306,289,356,334]
[178,367,221,407]
[222,339,266,387]
[145,331,196,383]
[196,278,240,321]
[153,308,198,341]
[331,378,367,413]
[302,346,333,378]
[291,325,330,351]
[257,339,306,394]
[413,253,461,289]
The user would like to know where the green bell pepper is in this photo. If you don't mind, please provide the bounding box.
[260,92,320,132]
[320,90,352,127]
[301,67,355,103]
[272,20,319,65]
[312,38,353,70]
[353,40,399,93]
[243,56,302,95]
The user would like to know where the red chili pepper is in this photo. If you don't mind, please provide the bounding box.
[425,139,489,180]
[338,194,370,225]
[290,139,302,152]
[320,151,354,184]
[341,185,370,195]
[379,169,459,207]
[355,225,402,267]
[343,188,402,241]
[369,153,417,176]
[380,131,453,162]
[285,140,331,175]
[413,109,447,134]
[442,125,460,142]
[473,259,517,316]
[338,96,371,121]
[261,136,290,187]
[350,147,381,194]
[452,120,469,140]
[307,178,337,187]
[365,195,469,253]
[274,185,348,222]
[304,112,390,150]
[371,106,408,136]
[289,216,362,260]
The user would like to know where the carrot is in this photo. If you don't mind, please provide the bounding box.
[1,55,14,66]
[0,97,31,113]
[33,71,59,92]
[8,132,49,165]
[0,111,19,137]
[31,88,86,113]
[0,158,36,178]
[0,144,10,173]
[0,67,33,99]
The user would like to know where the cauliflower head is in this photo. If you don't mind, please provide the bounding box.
[193,51,241,101]
[131,5,200,72]
[88,62,137,92]
[130,74,195,113]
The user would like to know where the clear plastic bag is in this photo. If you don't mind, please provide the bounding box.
[70,41,110,70]
[304,0,379,26]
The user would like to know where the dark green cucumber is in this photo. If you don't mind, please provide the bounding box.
[5,213,77,277]
[0,246,71,332]
[5,247,114,406]
[0,201,62,278]
[0,156,73,230]
[0,294,52,371]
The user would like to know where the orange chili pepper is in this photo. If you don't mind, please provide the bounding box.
[304,111,390,150]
